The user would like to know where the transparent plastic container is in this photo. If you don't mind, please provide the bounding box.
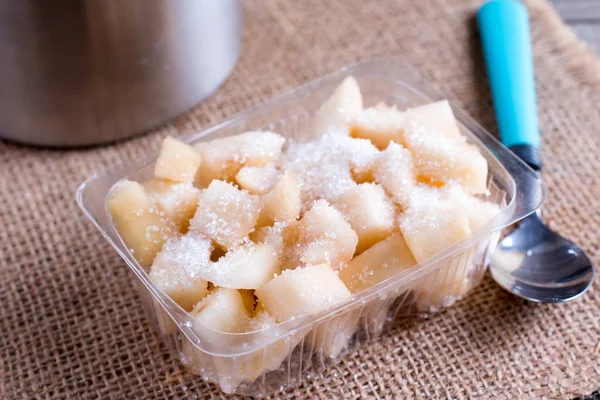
[77,58,546,397]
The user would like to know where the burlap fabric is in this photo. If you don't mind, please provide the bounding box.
[1,0,599,398]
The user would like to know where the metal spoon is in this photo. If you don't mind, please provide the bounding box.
[478,0,594,302]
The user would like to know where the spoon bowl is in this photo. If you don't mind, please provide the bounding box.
[491,211,595,302]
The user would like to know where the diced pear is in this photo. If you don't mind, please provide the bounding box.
[405,100,462,140]
[311,310,359,359]
[194,131,285,188]
[149,232,212,311]
[406,186,498,311]
[400,200,472,264]
[404,114,488,194]
[107,180,176,267]
[243,310,305,373]
[209,310,307,392]
[339,232,417,293]
[183,298,302,394]
[413,141,488,194]
[239,289,256,313]
[143,179,200,232]
[257,172,302,228]
[335,183,395,254]
[313,76,363,134]
[189,180,261,250]
[154,136,201,184]
[256,264,352,322]
[288,200,358,270]
[198,243,280,289]
[413,245,478,311]
[190,287,251,333]
[350,103,406,150]
[444,186,500,230]
[373,142,416,208]
[235,163,279,194]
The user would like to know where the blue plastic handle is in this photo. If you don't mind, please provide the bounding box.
[478,0,540,154]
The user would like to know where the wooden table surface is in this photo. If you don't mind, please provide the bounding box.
[551,0,600,54]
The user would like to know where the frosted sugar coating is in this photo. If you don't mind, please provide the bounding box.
[190,180,261,249]
[373,142,415,208]
[403,110,488,194]
[399,184,460,236]
[194,131,285,187]
[149,232,212,310]
[284,129,379,212]
[289,199,358,271]
[235,163,280,194]
[151,232,213,278]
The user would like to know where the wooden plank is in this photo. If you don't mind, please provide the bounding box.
[550,0,600,22]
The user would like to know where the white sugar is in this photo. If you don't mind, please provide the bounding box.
[283,130,380,212]
[152,232,213,280]
[235,162,280,194]
[373,142,415,207]
[246,310,277,332]
[399,185,451,236]
[189,180,260,249]
[399,184,499,236]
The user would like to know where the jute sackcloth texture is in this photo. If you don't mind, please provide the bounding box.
[1,0,599,398]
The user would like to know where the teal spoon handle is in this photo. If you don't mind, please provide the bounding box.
[477,0,541,170]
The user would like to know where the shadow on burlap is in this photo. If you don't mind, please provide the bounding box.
[1,0,599,398]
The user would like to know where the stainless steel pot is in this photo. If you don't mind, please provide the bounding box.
[0,0,242,147]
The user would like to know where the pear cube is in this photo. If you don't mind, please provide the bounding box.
[154,136,201,184]
[404,108,488,194]
[256,264,352,322]
[241,310,305,374]
[198,243,280,289]
[107,180,176,267]
[190,287,251,333]
[194,131,285,188]
[413,245,478,311]
[335,183,395,254]
[257,172,302,227]
[288,200,358,270]
[339,232,416,293]
[143,179,200,232]
[235,163,279,194]
[407,138,488,194]
[313,76,363,134]
[149,232,212,311]
[311,310,359,359]
[189,180,261,249]
[350,103,406,150]
[444,186,500,230]
[373,142,416,208]
[208,310,307,392]
[406,100,462,140]
[400,199,472,264]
